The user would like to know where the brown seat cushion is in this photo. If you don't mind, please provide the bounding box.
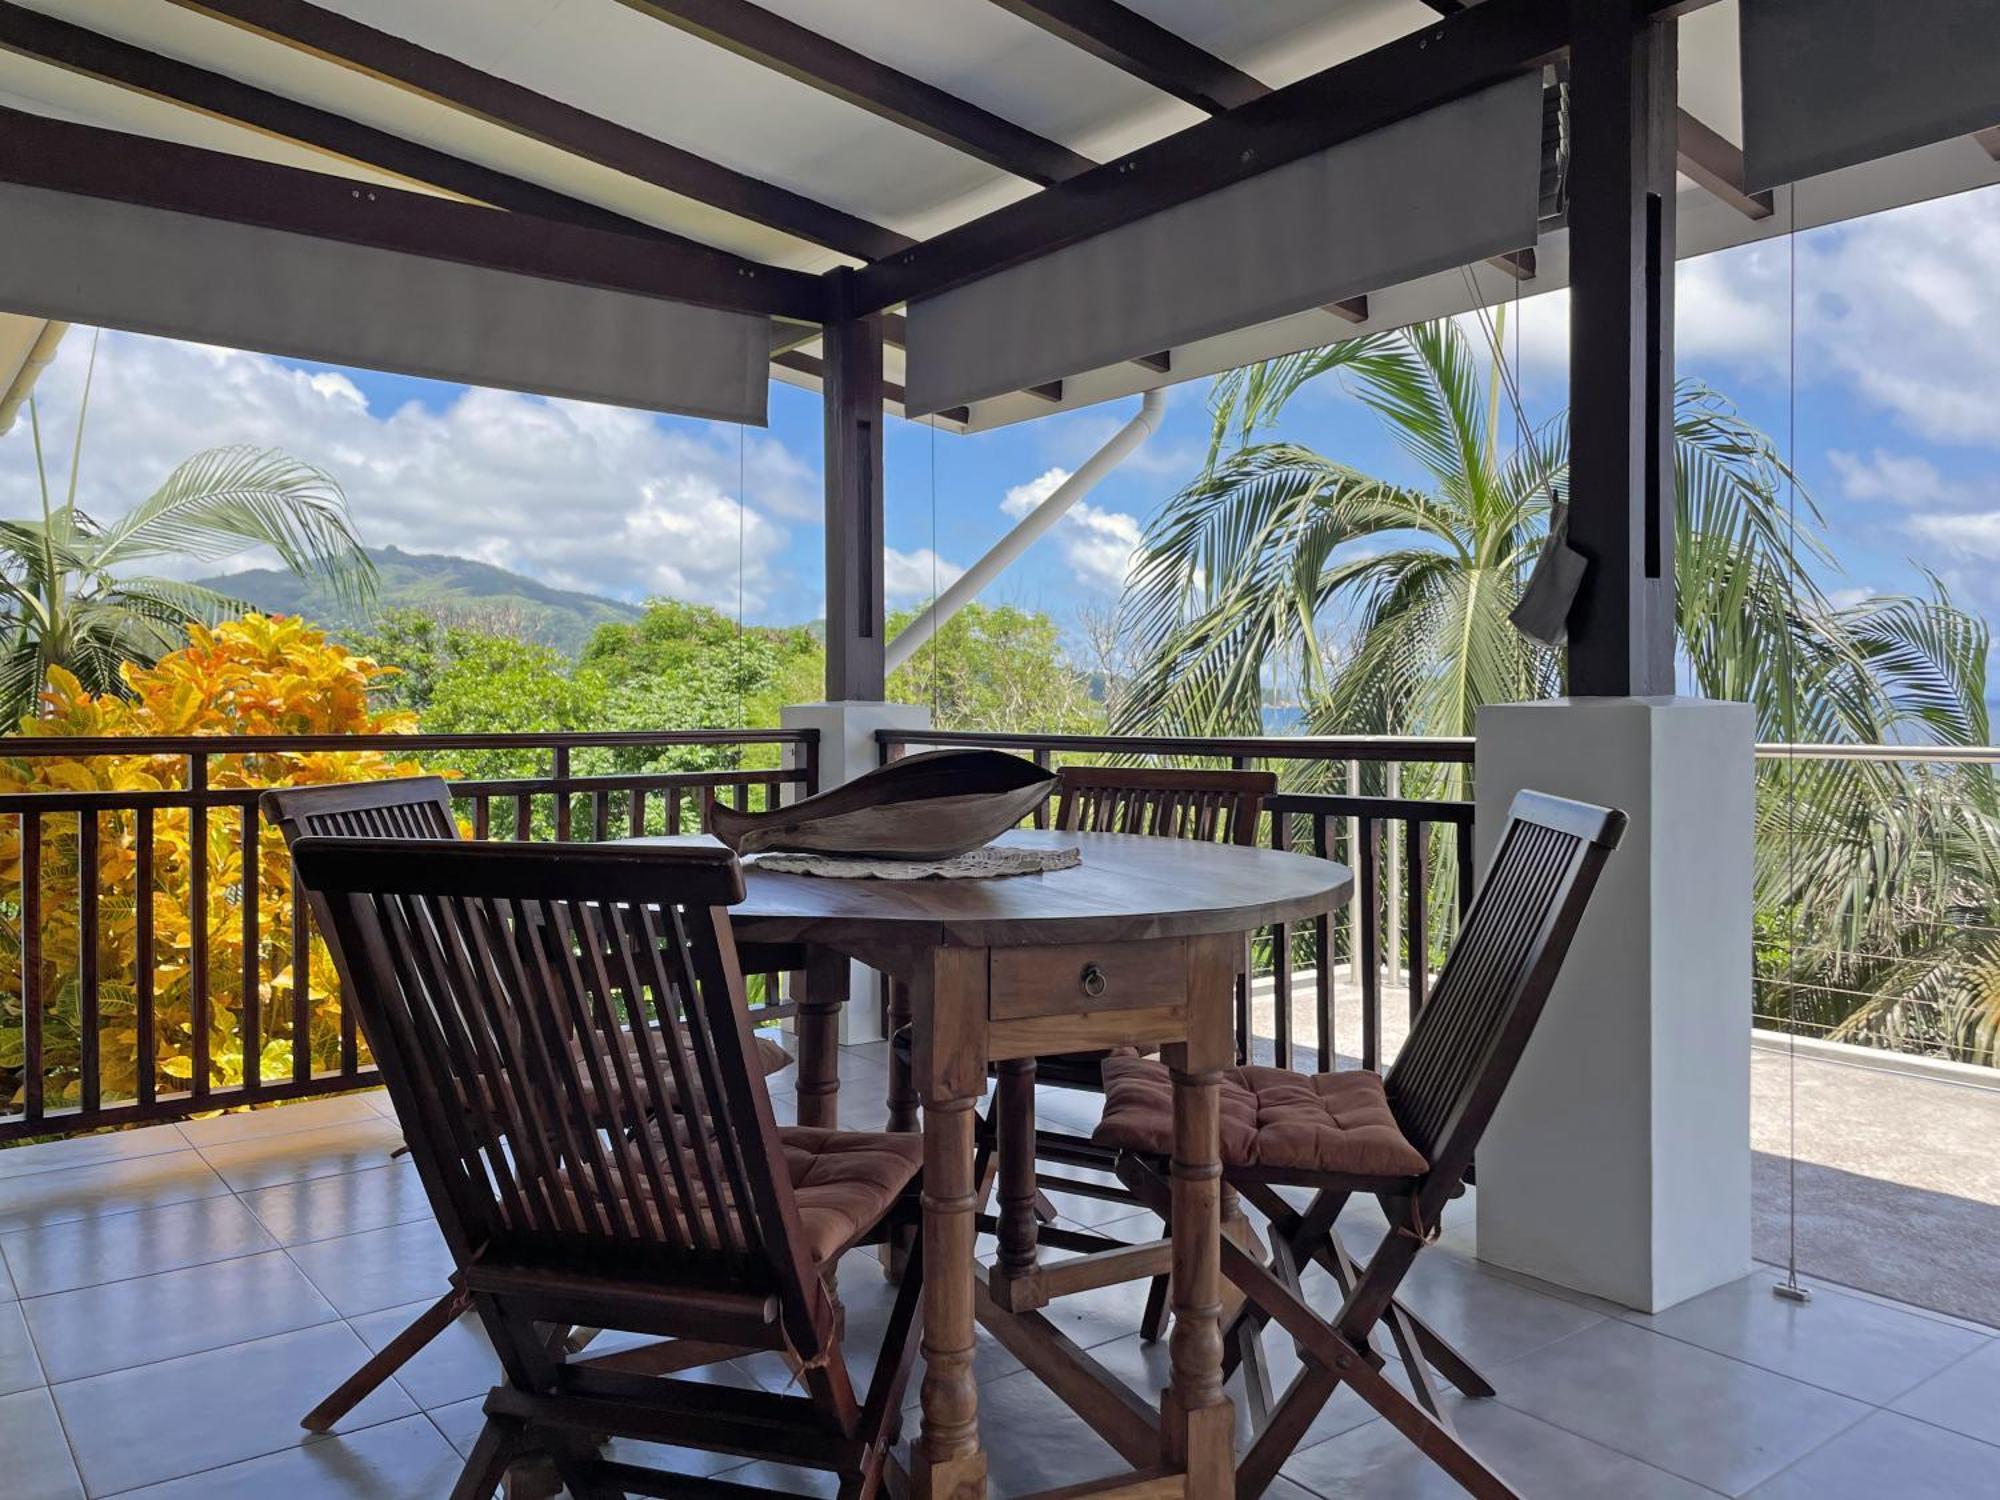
[1093,1053,1427,1179]
[557,1124,920,1265]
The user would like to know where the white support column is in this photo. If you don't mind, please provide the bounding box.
[1473,696,1754,1313]
[780,699,932,1044]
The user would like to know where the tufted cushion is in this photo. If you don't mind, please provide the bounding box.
[779,1128,924,1263]
[553,1124,919,1266]
[1093,1053,1427,1179]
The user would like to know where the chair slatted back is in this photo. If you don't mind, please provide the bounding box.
[261,776,460,847]
[293,837,822,1321]
[1385,790,1624,1190]
[1055,766,1275,845]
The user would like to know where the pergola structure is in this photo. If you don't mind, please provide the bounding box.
[1,2,1997,1489]
[2,0,1995,701]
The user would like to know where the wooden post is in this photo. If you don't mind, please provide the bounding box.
[1564,0,1678,698]
[821,267,887,701]
[1161,933,1238,1496]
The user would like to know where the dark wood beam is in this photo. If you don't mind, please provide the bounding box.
[1673,106,1772,220]
[0,3,666,240]
[1563,0,1677,696]
[166,0,914,261]
[772,348,906,408]
[1977,125,2000,161]
[821,271,887,699]
[610,0,1096,186]
[852,0,1703,315]
[985,0,1267,114]
[0,106,822,320]
[1323,297,1371,324]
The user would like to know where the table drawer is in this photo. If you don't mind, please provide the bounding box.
[989,939,1187,1021]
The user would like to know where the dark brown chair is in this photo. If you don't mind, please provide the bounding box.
[260,776,795,1433]
[1091,790,1627,1499]
[293,835,925,1500]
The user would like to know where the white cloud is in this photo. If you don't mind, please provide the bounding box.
[883,547,965,606]
[1001,466,1142,592]
[1828,449,1985,509]
[0,329,813,613]
[1908,512,2000,560]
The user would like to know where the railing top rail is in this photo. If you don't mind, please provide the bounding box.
[0,728,818,757]
[1753,742,2000,763]
[876,727,1477,763]
[1266,790,1475,824]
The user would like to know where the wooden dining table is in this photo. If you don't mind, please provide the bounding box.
[665,826,1353,1500]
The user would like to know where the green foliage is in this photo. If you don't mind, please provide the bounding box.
[887,602,1100,734]
[0,338,374,723]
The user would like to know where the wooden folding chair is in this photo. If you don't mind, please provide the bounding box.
[1091,790,1627,1498]
[261,776,796,1433]
[294,835,925,1499]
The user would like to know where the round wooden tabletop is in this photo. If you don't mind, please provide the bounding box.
[649,828,1353,949]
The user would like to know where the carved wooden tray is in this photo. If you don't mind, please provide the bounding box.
[709,748,1056,860]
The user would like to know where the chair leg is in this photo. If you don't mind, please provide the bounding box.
[303,1283,469,1432]
[1309,1222,1495,1400]
[450,1417,525,1500]
[1139,1271,1172,1342]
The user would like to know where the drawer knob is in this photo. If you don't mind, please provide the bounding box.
[1080,963,1108,999]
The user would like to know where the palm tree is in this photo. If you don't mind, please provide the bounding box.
[1,338,374,722]
[1116,316,2000,1060]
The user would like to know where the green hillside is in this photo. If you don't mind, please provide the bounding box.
[198,546,642,656]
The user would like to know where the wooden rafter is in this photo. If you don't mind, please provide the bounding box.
[845,0,1696,314]
[610,0,1096,186]
[0,105,822,320]
[985,0,1267,115]
[1673,106,1773,220]
[0,3,665,240]
[165,0,914,261]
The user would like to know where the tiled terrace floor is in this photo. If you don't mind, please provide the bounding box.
[2,1043,1999,1499]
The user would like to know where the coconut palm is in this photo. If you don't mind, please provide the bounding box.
[1,340,374,722]
[1116,315,2000,1060]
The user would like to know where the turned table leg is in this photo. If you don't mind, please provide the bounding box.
[995,1059,1040,1285]
[1163,934,1238,1496]
[911,948,990,1500]
[797,946,846,1132]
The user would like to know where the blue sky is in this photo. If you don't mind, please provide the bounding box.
[3,182,1996,672]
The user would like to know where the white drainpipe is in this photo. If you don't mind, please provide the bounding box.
[886,386,1166,673]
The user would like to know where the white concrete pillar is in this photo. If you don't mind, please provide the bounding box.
[778,700,933,1044]
[1473,696,1754,1313]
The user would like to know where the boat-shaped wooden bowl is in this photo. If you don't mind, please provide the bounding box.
[709,748,1056,860]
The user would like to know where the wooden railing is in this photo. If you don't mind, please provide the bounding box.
[878,728,1475,1072]
[0,728,817,1142]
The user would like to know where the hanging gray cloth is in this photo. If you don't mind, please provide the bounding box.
[1510,498,1588,649]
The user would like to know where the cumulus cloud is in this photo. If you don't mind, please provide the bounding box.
[0,329,815,614]
[1828,449,1987,509]
[883,546,965,606]
[1908,512,2000,561]
[1001,466,1144,593]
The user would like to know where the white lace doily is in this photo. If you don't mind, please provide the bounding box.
[748,845,1082,880]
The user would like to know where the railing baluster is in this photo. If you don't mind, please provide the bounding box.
[667,791,683,836]
[1312,813,1333,1074]
[1385,762,1402,1000]
[137,808,157,1108]
[514,792,532,840]
[80,811,100,1114]
[241,806,260,1093]
[190,755,210,1103]
[474,794,490,840]
[1407,817,1428,1026]
[1272,808,1293,1071]
[21,810,41,1124]
[630,787,647,836]
[1033,748,1051,828]
[1456,817,1476,922]
[1358,815,1381,1073]
[553,747,571,840]
[593,789,609,841]
[291,854,310,1084]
